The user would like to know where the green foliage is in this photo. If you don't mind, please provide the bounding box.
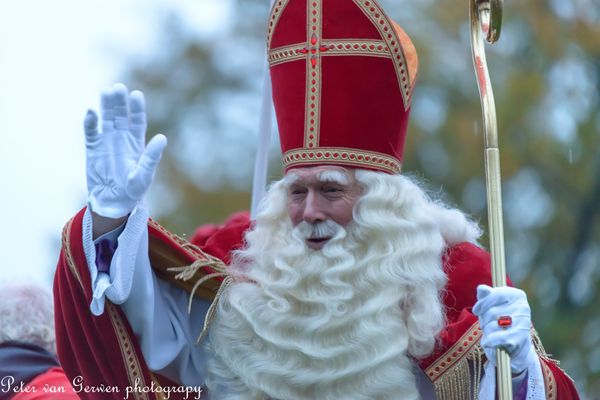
[121,1,599,395]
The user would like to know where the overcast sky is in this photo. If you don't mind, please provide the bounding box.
[0,0,234,287]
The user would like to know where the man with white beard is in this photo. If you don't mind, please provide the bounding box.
[53,0,580,399]
[205,167,459,399]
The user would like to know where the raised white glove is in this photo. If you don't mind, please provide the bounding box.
[85,83,167,218]
[473,284,538,374]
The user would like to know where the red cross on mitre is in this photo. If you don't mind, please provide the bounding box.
[267,0,418,175]
[298,33,333,68]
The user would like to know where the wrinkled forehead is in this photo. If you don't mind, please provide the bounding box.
[284,166,355,186]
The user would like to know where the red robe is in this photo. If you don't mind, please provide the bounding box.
[53,208,579,399]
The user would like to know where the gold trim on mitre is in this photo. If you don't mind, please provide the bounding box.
[352,0,416,109]
[269,39,392,67]
[283,147,402,174]
[266,0,291,49]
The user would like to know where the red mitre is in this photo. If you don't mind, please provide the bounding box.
[268,0,419,174]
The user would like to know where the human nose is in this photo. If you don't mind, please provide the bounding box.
[303,191,327,224]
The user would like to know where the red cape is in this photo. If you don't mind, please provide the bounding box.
[54,208,578,399]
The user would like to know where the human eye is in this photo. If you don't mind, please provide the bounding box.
[322,185,344,196]
[289,186,307,196]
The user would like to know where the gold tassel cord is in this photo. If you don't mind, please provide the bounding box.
[193,274,233,344]
[470,345,484,399]
[432,344,485,400]
[531,327,553,361]
[168,255,225,282]
[168,256,234,344]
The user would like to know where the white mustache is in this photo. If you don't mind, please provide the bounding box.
[296,220,340,239]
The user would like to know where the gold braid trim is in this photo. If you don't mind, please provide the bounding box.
[531,327,576,399]
[426,323,484,400]
[531,326,554,362]
[266,0,291,50]
[283,147,402,174]
[540,360,557,400]
[62,218,83,289]
[107,304,150,400]
[352,0,412,109]
[150,376,167,400]
[430,344,484,400]
[431,326,570,400]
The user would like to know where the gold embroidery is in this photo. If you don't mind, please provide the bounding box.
[304,0,323,149]
[269,40,390,66]
[428,325,570,399]
[426,323,483,382]
[283,147,402,174]
[426,323,484,400]
[266,0,291,50]
[150,375,167,400]
[425,323,484,400]
[540,358,557,399]
[432,348,482,400]
[352,0,412,109]
[62,218,83,290]
[532,328,561,399]
[321,39,390,58]
[268,44,306,66]
[107,304,150,400]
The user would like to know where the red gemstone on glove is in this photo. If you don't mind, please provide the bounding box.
[497,316,512,328]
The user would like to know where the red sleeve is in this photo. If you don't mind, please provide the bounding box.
[53,209,191,400]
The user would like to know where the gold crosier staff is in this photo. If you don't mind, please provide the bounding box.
[469,0,513,398]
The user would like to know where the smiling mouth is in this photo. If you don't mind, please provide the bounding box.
[307,237,331,249]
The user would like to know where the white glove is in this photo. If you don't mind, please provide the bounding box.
[85,83,167,218]
[473,284,538,374]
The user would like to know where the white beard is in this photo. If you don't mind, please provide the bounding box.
[205,172,479,400]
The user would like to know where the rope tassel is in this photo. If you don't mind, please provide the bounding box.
[168,256,234,343]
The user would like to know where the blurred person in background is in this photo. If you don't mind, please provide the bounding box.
[53,0,580,399]
[0,284,77,400]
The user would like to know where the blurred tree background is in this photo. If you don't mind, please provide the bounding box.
[120,0,599,396]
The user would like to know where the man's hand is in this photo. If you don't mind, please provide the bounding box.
[473,284,538,374]
[85,83,167,221]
